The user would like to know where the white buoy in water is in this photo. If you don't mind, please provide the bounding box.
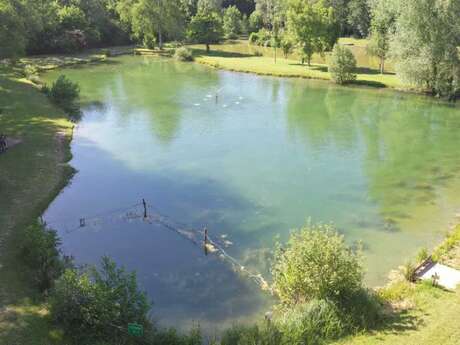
[194,103,200,106]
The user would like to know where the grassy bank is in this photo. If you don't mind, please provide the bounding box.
[0,62,74,344]
[189,39,404,90]
[333,225,460,345]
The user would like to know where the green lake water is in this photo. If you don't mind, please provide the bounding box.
[43,55,460,332]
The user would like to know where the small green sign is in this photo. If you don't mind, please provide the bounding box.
[128,323,144,337]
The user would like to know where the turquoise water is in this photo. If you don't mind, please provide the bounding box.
[43,55,460,332]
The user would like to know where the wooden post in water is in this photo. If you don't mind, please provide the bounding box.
[204,227,208,256]
[142,199,147,219]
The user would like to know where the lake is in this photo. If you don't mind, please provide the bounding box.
[43,55,460,333]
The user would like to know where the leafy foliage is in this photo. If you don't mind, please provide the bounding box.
[223,5,242,39]
[188,7,223,52]
[44,75,80,115]
[347,0,370,37]
[329,43,357,84]
[174,47,194,61]
[248,10,264,33]
[272,222,363,305]
[390,0,460,100]
[0,0,27,58]
[19,221,69,292]
[221,322,282,345]
[50,257,151,343]
[286,0,339,66]
[277,299,345,345]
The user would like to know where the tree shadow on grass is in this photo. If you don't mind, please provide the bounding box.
[0,302,63,345]
[192,48,255,59]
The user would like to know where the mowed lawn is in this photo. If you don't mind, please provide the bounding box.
[0,63,74,344]
[190,38,404,90]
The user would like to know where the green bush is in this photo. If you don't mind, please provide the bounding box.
[272,222,363,305]
[45,75,80,115]
[174,47,194,62]
[19,221,69,292]
[328,44,357,85]
[257,28,272,46]
[147,327,203,345]
[221,323,282,345]
[249,29,272,46]
[276,300,345,345]
[100,48,112,57]
[403,261,417,282]
[50,256,151,343]
[248,32,259,44]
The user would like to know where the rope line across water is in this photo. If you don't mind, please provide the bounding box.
[45,200,272,293]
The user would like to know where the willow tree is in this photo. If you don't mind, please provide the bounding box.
[390,0,460,100]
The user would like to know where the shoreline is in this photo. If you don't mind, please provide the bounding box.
[1,49,460,343]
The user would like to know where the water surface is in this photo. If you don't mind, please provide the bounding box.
[43,56,460,332]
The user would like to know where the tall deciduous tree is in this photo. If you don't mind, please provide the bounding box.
[367,0,398,74]
[188,6,223,52]
[287,0,338,66]
[0,0,27,58]
[223,5,242,38]
[347,0,370,38]
[390,0,460,100]
[117,0,185,49]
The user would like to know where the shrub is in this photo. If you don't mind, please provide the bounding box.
[221,323,282,345]
[257,28,272,46]
[249,32,259,44]
[100,48,112,57]
[403,261,416,282]
[328,44,357,85]
[276,300,345,345]
[45,75,80,114]
[272,222,363,305]
[148,326,203,345]
[174,47,194,62]
[50,256,151,343]
[19,221,69,292]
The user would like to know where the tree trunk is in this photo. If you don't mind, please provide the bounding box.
[274,46,277,64]
[380,57,385,74]
[158,29,163,50]
[206,44,210,53]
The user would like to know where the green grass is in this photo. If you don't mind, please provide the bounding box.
[333,282,460,345]
[331,225,460,345]
[0,63,74,344]
[189,39,403,90]
[0,46,459,344]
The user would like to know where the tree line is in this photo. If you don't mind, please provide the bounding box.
[1,0,459,97]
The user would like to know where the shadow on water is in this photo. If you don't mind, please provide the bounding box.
[45,140,274,331]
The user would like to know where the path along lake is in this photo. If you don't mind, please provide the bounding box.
[43,55,460,332]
